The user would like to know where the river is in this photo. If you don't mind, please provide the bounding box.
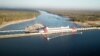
[0,11,100,56]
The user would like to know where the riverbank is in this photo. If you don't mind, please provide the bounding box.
[0,17,36,29]
[73,21,100,27]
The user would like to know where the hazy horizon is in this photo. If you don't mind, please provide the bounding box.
[0,0,100,11]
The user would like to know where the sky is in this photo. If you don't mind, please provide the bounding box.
[0,0,100,10]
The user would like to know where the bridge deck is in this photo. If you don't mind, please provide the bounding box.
[0,27,100,33]
[0,32,58,39]
[0,27,100,39]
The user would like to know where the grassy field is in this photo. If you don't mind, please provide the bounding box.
[0,10,39,25]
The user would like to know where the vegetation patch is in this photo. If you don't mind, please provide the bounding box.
[0,10,39,25]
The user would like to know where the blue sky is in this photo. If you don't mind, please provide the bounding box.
[0,0,100,10]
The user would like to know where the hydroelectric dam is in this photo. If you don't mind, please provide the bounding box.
[0,11,100,40]
[0,27,100,39]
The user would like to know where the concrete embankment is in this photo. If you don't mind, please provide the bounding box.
[0,33,40,39]
[0,32,53,39]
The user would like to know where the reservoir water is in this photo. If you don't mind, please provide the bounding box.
[0,11,100,56]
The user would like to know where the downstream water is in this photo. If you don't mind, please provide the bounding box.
[0,11,100,56]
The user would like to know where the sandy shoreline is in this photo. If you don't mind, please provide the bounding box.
[0,17,36,29]
[73,21,100,27]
